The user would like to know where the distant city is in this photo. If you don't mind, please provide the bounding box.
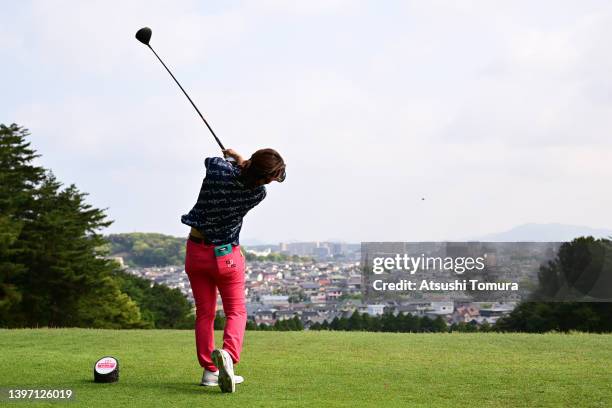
[120,241,517,329]
[249,241,361,260]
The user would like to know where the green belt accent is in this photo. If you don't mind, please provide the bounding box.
[214,243,233,257]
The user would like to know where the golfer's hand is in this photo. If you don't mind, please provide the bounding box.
[223,149,244,165]
[223,148,239,159]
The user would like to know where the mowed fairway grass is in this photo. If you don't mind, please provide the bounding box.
[0,329,610,407]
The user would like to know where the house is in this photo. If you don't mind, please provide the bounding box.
[246,302,265,317]
[275,310,298,321]
[253,310,275,326]
[301,282,320,296]
[261,295,290,307]
[479,303,515,321]
[310,293,327,304]
[300,310,321,325]
[329,274,347,285]
[259,271,282,282]
[347,275,362,292]
[366,304,386,316]
[452,305,480,324]
[420,302,452,318]
[395,302,430,316]
[325,287,343,301]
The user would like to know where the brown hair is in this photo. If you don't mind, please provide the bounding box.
[239,148,285,188]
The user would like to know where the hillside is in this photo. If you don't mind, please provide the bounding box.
[105,232,308,266]
[476,223,612,242]
[1,329,610,407]
[105,233,186,267]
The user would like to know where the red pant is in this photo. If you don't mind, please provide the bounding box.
[185,239,247,371]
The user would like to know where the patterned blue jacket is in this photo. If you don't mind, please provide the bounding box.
[181,157,266,245]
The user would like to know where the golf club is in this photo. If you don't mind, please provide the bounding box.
[135,27,226,151]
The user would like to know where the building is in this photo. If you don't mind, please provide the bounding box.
[366,304,386,316]
[261,295,290,307]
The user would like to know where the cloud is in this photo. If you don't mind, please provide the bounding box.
[3,0,612,241]
[246,0,363,16]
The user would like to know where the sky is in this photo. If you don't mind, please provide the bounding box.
[2,0,612,243]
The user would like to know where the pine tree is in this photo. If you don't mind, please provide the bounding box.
[420,316,433,332]
[0,124,44,324]
[348,310,362,331]
[309,322,321,330]
[432,316,448,332]
[14,174,143,327]
[1,123,144,328]
[381,312,397,332]
[292,315,303,331]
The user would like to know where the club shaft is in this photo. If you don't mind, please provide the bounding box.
[147,45,225,151]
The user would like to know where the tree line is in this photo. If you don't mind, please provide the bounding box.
[0,124,194,329]
[496,237,612,333]
[214,313,305,331]
[309,310,449,332]
[104,231,310,267]
[231,311,488,333]
[105,233,187,267]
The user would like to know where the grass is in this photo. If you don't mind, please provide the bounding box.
[0,329,610,407]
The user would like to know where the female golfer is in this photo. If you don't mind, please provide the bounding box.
[182,148,285,393]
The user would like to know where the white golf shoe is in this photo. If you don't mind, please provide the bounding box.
[200,369,244,387]
[211,349,237,393]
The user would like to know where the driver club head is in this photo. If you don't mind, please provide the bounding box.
[135,27,152,45]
